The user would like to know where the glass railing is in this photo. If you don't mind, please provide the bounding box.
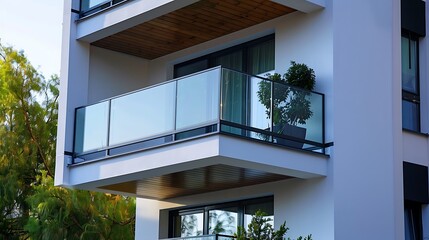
[162,234,235,240]
[79,0,127,17]
[73,67,325,162]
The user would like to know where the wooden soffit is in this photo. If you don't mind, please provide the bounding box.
[92,0,296,59]
[100,164,291,200]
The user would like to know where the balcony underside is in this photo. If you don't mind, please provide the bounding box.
[91,0,295,59]
[100,164,291,199]
[69,134,328,199]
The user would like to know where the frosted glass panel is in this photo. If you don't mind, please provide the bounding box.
[74,102,109,154]
[81,0,109,11]
[176,69,220,130]
[109,82,175,146]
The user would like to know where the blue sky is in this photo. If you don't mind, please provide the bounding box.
[0,0,63,78]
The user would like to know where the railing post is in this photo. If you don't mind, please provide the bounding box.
[269,80,274,142]
[173,78,178,141]
[106,99,112,156]
[219,67,224,121]
[322,93,326,154]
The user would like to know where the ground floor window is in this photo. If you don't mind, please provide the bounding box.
[169,196,273,237]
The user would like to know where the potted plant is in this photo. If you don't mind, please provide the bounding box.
[234,210,313,240]
[257,61,316,148]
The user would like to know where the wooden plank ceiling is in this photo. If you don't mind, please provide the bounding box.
[100,164,292,200]
[92,0,296,59]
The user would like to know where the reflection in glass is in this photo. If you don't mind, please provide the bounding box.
[178,212,204,237]
[218,236,236,240]
[402,100,419,131]
[249,76,271,140]
[176,69,220,130]
[74,102,109,154]
[208,207,238,235]
[109,82,175,146]
[302,92,323,144]
[401,36,418,94]
[81,0,109,11]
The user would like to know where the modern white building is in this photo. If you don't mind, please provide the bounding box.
[55,0,429,239]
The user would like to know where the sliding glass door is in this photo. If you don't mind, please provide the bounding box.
[174,35,275,135]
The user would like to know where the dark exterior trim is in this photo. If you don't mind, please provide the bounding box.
[401,0,426,36]
[403,161,429,203]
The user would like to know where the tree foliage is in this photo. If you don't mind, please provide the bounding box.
[0,42,135,239]
[235,210,312,240]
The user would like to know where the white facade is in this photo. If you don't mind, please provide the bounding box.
[55,0,429,239]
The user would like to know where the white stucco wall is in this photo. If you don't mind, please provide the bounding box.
[55,0,91,186]
[332,0,403,240]
[88,46,149,103]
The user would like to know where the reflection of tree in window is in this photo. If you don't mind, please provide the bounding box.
[181,213,203,237]
[209,209,237,235]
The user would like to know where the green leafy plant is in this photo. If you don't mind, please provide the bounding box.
[234,210,312,240]
[257,61,316,128]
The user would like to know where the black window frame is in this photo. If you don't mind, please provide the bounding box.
[402,30,421,132]
[168,196,274,238]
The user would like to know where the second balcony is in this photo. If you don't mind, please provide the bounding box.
[73,67,326,163]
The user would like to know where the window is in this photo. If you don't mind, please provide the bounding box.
[401,32,420,132]
[169,196,273,237]
[208,206,238,235]
[404,201,422,240]
[173,210,204,237]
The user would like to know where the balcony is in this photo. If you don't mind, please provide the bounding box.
[67,67,328,198]
[162,235,235,240]
[79,0,128,17]
[73,67,325,163]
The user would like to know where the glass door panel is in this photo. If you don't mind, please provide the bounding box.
[208,207,238,235]
[215,50,245,135]
[175,212,204,237]
[249,38,275,75]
